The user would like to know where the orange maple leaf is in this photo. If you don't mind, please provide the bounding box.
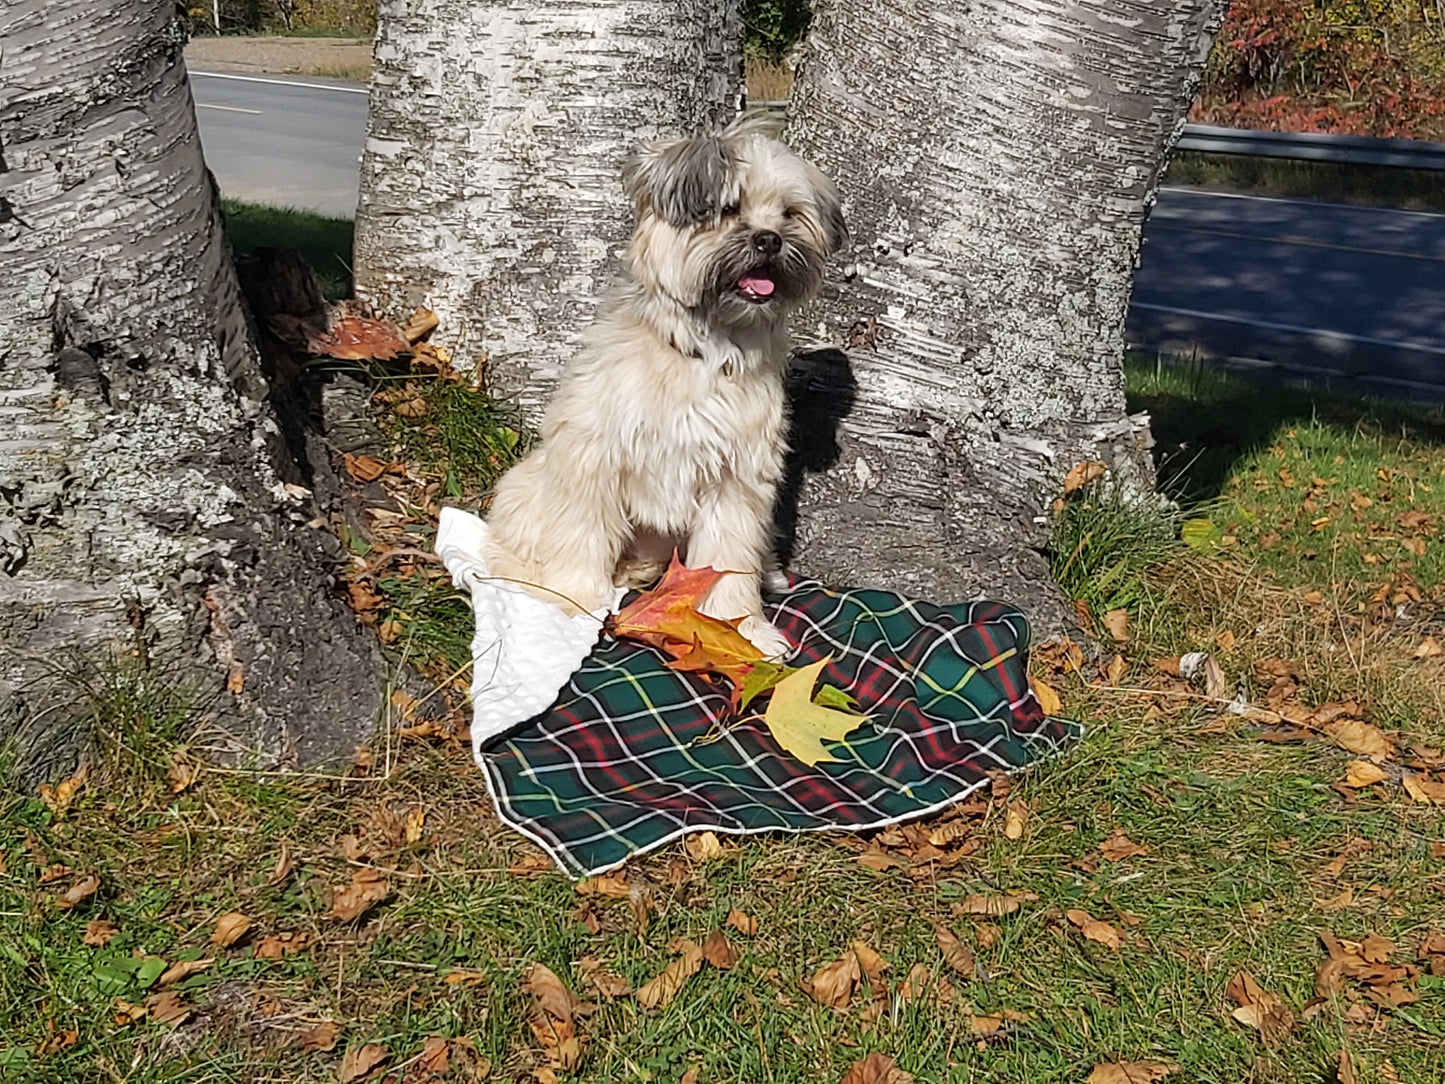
[609,554,764,687]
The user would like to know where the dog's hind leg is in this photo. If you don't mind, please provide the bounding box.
[485,450,627,614]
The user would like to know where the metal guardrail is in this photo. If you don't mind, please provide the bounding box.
[1177,123,1445,171]
[751,101,1445,172]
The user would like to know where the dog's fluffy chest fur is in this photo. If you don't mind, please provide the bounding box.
[545,306,788,535]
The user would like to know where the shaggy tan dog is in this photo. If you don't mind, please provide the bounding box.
[484,119,845,659]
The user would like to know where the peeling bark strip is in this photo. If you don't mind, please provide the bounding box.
[0,0,385,777]
[783,0,1223,632]
[353,0,743,413]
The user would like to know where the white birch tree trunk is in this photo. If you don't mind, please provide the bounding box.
[0,0,386,778]
[353,0,743,414]
[781,0,1223,632]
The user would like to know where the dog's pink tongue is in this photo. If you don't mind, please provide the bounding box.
[738,273,775,296]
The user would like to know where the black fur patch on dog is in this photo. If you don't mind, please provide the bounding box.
[623,136,737,227]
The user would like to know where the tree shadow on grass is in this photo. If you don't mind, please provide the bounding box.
[1126,354,1445,503]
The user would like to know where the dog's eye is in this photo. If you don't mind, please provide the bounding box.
[721,201,741,217]
[782,207,798,220]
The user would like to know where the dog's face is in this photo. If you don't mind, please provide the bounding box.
[621,119,845,328]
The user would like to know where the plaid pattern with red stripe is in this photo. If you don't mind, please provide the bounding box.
[478,579,1079,876]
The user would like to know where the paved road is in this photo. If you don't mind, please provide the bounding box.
[189,69,1445,400]
[191,70,366,218]
[1130,187,1445,399]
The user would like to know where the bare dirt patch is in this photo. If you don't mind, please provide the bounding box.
[184,35,372,82]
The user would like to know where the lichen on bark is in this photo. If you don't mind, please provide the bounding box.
[781,0,1224,633]
[0,0,387,781]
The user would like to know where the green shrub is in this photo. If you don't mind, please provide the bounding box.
[745,0,812,60]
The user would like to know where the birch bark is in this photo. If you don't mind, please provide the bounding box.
[0,0,385,777]
[353,0,743,414]
[782,0,1223,631]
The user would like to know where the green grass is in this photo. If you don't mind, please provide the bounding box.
[3,357,1443,1082]
[1164,151,1445,212]
[221,199,354,300]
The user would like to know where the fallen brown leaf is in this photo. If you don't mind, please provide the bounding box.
[404,805,426,845]
[56,872,99,910]
[636,940,704,1010]
[36,1021,79,1057]
[158,958,214,987]
[403,306,440,344]
[575,873,632,898]
[1087,1061,1181,1084]
[529,1002,584,1073]
[1404,773,1445,806]
[839,1051,913,1084]
[38,762,90,818]
[417,1035,450,1074]
[684,831,726,862]
[957,891,1038,916]
[268,840,295,886]
[726,908,758,936]
[1099,831,1148,862]
[83,919,118,947]
[1003,798,1029,840]
[525,963,585,1023]
[113,999,147,1026]
[1030,676,1063,715]
[1105,653,1128,687]
[926,819,974,848]
[933,923,975,978]
[211,912,252,948]
[328,866,390,922]
[338,1041,390,1083]
[1318,885,1355,912]
[442,968,489,987]
[851,941,889,995]
[1103,609,1129,643]
[1343,761,1387,789]
[1323,718,1394,762]
[857,846,909,872]
[804,949,861,1010]
[1361,933,1394,964]
[702,929,738,970]
[1315,956,1347,999]
[576,956,631,999]
[144,991,192,1026]
[1414,636,1444,659]
[1336,1048,1358,1084]
[1067,909,1123,951]
[168,752,201,794]
[968,1013,1005,1037]
[507,853,553,878]
[1226,971,1294,1044]
[1064,460,1107,494]
[254,931,312,959]
[297,1020,342,1052]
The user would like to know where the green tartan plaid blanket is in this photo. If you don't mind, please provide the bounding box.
[477,578,1079,877]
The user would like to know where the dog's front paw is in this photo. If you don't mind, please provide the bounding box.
[738,615,791,661]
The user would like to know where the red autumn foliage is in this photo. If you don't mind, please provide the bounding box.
[1193,0,1445,140]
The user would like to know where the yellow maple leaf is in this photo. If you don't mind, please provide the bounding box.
[761,656,869,766]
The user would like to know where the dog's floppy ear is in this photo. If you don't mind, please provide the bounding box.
[622,134,739,227]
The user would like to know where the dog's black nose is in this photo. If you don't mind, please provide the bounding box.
[752,230,782,258]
